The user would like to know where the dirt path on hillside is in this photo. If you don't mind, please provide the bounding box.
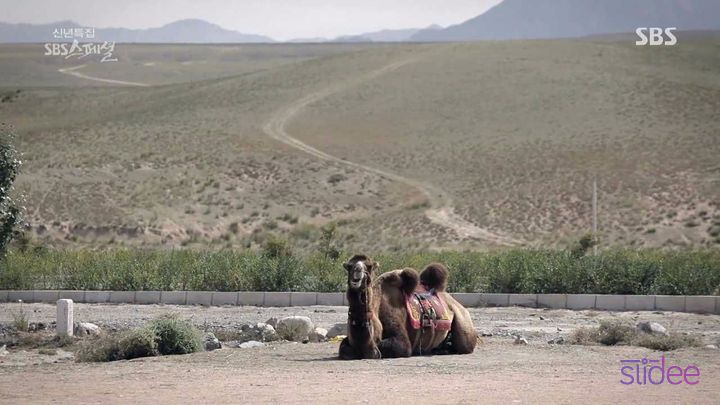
[262,59,522,246]
[58,65,150,87]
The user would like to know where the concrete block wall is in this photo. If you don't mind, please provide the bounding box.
[0,290,718,314]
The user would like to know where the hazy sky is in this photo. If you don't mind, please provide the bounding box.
[0,0,503,40]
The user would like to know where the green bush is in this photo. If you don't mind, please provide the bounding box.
[149,316,203,355]
[1,247,719,295]
[77,316,202,362]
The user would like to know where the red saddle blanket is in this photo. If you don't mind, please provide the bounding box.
[405,286,453,330]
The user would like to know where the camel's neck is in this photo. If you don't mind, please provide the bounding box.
[347,287,372,328]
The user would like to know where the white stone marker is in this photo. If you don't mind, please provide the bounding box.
[57,299,74,337]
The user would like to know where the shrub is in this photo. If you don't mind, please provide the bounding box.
[118,327,160,359]
[10,300,29,332]
[570,319,700,351]
[148,316,203,355]
[0,123,23,257]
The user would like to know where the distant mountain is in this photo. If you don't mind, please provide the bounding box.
[412,0,720,41]
[334,26,442,42]
[0,19,274,43]
[289,25,443,44]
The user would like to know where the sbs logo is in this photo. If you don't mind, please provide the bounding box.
[635,27,678,46]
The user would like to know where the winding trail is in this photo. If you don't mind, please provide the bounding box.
[58,65,150,87]
[263,59,522,246]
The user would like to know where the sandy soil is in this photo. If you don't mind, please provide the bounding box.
[0,304,719,404]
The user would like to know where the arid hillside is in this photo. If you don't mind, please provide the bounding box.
[1,37,718,251]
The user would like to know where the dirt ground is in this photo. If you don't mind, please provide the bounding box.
[1,303,719,404]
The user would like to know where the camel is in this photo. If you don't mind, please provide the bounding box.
[338,254,383,360]
[375,263,478,358]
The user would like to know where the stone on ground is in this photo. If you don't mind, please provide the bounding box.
[238,340,265,349]
[326,323,347,339]
[239,323,279,343]
[637,322,668,336]
[308,327,328,343]
[204,332,222,351]
[74,322,100,336]
[276,316,314,342]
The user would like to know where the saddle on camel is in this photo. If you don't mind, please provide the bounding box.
[375,263,478,357]
[338,254,477,360]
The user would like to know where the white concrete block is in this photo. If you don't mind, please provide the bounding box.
[84,291,110,303]
[264,292,290,307]
[109,291,135,304]
[237,292,264,306]
[567,294,596,310]
[509,294,537,308]
[160,291,187,305]
[655,296,685,312]
[624,296,655,311]
[8,291,33,302]
[135,291,161,305]
[58,291,85,302]
[290,292,317,306]
[57,299,73,337]
[685,296,715,314]
[211,292,238,306]
[595,295,626,311]
[317,293,344,306]
[33,291,60,303]
[186,291,213,306]
[481,293,510,307]
[537,294,567,309]
[450,293,484,307]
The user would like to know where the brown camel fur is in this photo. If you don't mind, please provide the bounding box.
[338,254,383,360]
[376,263,478,358]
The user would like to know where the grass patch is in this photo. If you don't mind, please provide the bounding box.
[76,316,202,362]
[570,320,700,351]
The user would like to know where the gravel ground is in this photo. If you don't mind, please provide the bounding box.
[1,303,719,404]
[1,302,719,345]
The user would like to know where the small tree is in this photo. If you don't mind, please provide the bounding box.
[0,123,23,257]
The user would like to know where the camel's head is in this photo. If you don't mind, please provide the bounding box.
[343,254,378,290]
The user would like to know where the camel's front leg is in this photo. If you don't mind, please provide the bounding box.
[339,336,356,360]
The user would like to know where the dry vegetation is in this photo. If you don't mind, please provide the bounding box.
[1,37,718,251]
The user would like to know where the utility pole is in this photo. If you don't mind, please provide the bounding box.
[592,177,598,255]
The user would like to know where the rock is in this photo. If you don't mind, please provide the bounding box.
[548,337,565,345]
[326,323,347,339]
[480,331,493,337]
[238,323,280,343]
[308,327,328,343]
[74,322,100,336]
[276,316,314,342]
[539,316,545,320]
[204,333,222,351]
[0,344,7,356]
[705,344,717,350]
[265,317,278,329]
[238,340,265,349]
[513,335,529,345]
[637,322,668,336]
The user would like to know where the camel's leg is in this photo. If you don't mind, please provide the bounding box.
[378,332,412,358]
[360,343,382,359]
[339,336,357,360]
[449,310,477,355]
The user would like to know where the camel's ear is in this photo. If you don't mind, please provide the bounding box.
[372,261,380,272]
[343,262,352,271]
